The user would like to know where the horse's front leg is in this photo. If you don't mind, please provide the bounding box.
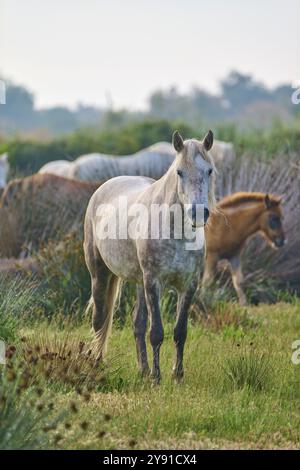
[173,282,197,381]
[229,256,247,306]
[133,284,150,376]
[143,274,163,383]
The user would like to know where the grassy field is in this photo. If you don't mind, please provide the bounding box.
[2,288,300,450]
[1,122,300,450]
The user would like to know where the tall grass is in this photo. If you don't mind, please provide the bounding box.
[0,276,40,341]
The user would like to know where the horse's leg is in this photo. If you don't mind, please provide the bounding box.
[143,274,163,383]
[133,285,150,376]
[202,252,219,286]
[229,256,247,306]
[173,282,196,381]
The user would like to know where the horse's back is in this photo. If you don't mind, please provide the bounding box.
[88,175,154,208]
[210,140,235,166]
[143,142,174,155]
[71,153,122,181]
[39,160,72,178]
[84,176,154,281]
[71,144,175,181]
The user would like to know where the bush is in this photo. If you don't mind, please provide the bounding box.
[1,119,195,175]
[4,118,300,176]
[0,354,67,449]
[223,345,272,392]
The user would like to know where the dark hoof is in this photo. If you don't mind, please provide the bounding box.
[139,366,151,377]
[172,368,184,382]
[150,371,161,385]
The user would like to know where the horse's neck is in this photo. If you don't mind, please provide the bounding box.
[225,201,263,241]
[151,166,179,205]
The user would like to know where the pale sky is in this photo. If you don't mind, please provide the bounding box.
[1,0,299,110]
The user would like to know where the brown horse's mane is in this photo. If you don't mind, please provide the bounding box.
[217,191,280,209]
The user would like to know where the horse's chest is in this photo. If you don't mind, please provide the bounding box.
[144,239,202,289]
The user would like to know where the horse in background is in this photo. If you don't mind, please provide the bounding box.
[38,139,234,182]
[39,143,175,181]
[203,192,285,305]
[84,130,216,382]
[0,173,100,258]
[0,153,9,194]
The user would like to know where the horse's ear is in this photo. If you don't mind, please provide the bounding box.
[265,194,272,209]
[203,130,214,151]
[172,131,184,152]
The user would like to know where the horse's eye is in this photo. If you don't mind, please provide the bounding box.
[269,216,280,229]
[177,170,183,177]
[208,168,213,176]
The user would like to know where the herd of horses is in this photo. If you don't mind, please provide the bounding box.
[0,132,285,381]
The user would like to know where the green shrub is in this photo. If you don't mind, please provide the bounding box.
[223,345,272,392]
[1,119,194,175]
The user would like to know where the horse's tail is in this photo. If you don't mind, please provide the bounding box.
[93,276,121,359]
[85,296,94,318]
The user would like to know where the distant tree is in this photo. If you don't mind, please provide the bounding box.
[149,87,191,122]
[75,104,104,126]
[38,107,78,135]
[220,71,271,117]
[0,78,35,129]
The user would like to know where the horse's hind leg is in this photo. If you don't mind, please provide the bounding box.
[173,282,197,381]
[133,285,150,376]
[229,256,247,306]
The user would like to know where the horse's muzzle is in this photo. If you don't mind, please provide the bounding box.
[273,237,286,248]
[191,205,210,228]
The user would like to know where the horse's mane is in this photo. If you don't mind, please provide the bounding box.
[184,139,217,209]
[218,192,280,209]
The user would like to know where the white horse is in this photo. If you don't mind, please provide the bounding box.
[38,140,234,182]
[0,153,9,190]
[38,160,73,178]
[39,143,175,182]
[84,130,216,382]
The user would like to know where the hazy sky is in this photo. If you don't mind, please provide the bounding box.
[1,0,299,109]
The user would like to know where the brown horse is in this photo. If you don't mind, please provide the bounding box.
[0,173,100,257]
[203,192,286,305]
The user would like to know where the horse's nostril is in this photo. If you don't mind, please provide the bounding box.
[204,208,210,224]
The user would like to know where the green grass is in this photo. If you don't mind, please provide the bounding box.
[2,296,300,449]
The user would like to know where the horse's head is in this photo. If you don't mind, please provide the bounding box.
[172,130,216,228]
[260,194,285,249]
[0,153,9,189]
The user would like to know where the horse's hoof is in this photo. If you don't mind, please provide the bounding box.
[172,368,184,382]
[139,366,151,377]
[150,371,161,385]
